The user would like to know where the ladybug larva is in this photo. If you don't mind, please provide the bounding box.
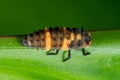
[22,27,92,62]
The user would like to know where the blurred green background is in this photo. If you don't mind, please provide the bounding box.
[0,0,120,80]
[0,0,120,35]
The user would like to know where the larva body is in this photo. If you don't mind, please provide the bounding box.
[22,27,92,62]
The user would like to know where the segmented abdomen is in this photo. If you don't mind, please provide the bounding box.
[22,27,82,51]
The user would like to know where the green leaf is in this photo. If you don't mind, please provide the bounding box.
[0,30,120,80]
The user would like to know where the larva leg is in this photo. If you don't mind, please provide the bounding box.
[46,49,59,55]
[62,50,71,62]
[82,48,90,56]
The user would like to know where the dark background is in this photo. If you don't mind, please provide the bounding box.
[0,0,120,35]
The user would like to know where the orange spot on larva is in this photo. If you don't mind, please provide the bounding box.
[61,38,69,50]
[76,34,82,40]
[45,28,51,51]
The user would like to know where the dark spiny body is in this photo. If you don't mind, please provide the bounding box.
[22,27,92,62]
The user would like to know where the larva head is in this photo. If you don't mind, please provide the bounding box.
[81,28,92,48]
